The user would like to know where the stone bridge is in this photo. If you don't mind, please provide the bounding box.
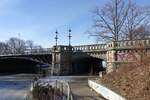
[51,39,150,75]
[1,39,150,75]
[52,44,107,75]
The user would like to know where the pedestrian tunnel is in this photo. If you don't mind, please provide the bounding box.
[72,57,106,75]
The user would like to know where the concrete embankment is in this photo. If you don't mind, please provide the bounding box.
[88,80,126,100]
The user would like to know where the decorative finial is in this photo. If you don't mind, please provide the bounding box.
[69,28,71,33]
[55,30,58,34]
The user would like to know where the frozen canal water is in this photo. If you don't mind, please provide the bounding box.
[0,75,104,100]
[0,74,34,100]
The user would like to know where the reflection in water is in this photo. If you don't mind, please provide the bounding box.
[0,74,34,100]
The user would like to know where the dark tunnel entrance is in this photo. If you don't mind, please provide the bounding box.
[72,57,105,75]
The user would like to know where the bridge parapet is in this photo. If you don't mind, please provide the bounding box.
[0,48,52,56]
[24,48,52,54]
[52,45,72,52]
[107,39,150,49]
[106,39,150,73]
[73,44,107,52]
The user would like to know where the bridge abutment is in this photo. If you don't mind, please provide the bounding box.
[106,40,150,73]
[51,46,72,75]
[106,42,117,73]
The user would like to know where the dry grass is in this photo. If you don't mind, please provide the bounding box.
[101,55,150,100]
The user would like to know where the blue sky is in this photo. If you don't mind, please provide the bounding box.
[0,0,149,47]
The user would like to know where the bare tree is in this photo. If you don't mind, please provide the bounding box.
[26,40,34,50]
[32,45,43,53]
[7,37,26,54]
[122,3,150,40]
[0,42,7,55]
[0,37,43,55]
[91,0,150,42]
[130,25,150,39]
[25,40,44,53]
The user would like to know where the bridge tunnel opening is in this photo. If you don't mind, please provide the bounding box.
[0,58,48,74]
[72,57,105,75]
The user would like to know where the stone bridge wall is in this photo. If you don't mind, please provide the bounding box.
[106,39,150,73]
[72,44,107,60]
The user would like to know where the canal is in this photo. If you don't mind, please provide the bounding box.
[0,74,105,100]
[0,74,34,100]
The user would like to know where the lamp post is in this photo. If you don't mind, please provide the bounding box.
[51,30,59,76]
[68,28,72,46]
[68,28,72,74]
[55,30,58,47]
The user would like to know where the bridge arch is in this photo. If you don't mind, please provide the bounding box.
[0,57,49,73]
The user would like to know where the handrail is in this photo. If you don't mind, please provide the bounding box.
[57,80,74,100]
